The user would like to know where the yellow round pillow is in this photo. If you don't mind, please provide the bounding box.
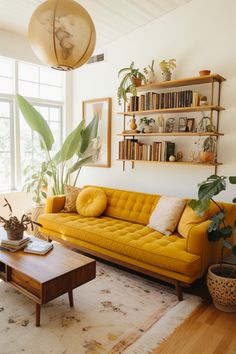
[76,187,107,217]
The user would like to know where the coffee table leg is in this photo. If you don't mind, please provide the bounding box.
[68,290,74,307]
[36,303,41,327]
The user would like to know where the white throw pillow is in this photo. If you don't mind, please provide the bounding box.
[148,196,186,235]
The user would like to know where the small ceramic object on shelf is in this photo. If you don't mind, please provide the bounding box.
[169,155,176,162]
[176,151,183,162]
[129,118,137,130]
[199,95,208,106]
[199,70,211,76]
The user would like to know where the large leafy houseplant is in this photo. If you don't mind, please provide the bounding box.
[189,175,236,312]
[17,94,99,196]
[117,61,146,105]
[189,175,236,268]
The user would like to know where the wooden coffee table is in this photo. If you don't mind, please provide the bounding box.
[0,243,96,326]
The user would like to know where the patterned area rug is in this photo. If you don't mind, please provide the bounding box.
[0,262,201,354]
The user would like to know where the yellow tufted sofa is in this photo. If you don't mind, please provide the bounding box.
[38,186,236,300]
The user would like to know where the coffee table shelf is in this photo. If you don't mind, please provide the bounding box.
[0,243,96,326]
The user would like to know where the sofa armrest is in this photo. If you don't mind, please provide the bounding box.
[186,220,214,276]
[45,195,66,213]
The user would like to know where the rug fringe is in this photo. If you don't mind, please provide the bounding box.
[123,295,202,354]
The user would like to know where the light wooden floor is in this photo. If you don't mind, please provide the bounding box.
[153,303,236,354]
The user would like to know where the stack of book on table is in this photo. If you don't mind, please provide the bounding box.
[24,238,53,255]
[0,236,31,252]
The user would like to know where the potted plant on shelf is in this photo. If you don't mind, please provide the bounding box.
[117,61,147,105]
[189,175,236,312]
[159,59,176,81]
[140,117,155,133]
[0,199,42,240]
[144,60,156,83]
[199,136,216,163]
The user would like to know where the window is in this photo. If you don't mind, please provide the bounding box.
[0,56,65,191]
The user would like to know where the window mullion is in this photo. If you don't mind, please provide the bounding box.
[14,61,22,190]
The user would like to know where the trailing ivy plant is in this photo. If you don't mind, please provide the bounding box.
[17,95,99,196]
[189,175,236,274]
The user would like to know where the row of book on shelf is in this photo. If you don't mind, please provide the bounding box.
[128,90,199,111]
[119,139,175,161]
[0,230,53,255]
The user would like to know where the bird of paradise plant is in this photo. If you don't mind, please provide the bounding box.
[17,94,99,198]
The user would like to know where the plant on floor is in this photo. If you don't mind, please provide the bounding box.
[189,175,236,271]
[0,198,42,240]
[117,61,147,105]
[17,95,99,195]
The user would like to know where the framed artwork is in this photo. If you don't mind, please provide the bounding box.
[82,97,112,168]
[186,118,195,132]
[178,117,187,132]
[165,118,175,133]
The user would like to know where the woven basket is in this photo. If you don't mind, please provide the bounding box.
[207,264,236,312]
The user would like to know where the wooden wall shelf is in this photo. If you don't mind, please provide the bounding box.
[118,105,225,116]
[136,74,226,92]
[117,132,224,137]
[117,159,222,167]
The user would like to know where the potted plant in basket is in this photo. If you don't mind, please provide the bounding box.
[0,199,42,240]
[159,59,176,81]
[117,61,147,105]
[189,175,236,312]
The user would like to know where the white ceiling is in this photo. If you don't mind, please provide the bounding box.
[0,0,191,48]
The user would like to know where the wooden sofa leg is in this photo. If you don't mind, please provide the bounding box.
[175,282,183,301]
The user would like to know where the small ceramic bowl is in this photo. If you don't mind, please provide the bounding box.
[199,70,211,76]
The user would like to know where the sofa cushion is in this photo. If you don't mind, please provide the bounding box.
[61,185,81,213]
[76,187,107,217]
[178,205,209,238]
[85,186,159,225]
[39,213,201,277]
[148,196,186,235]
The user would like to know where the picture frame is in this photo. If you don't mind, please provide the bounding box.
[165,118,175,133]
[186,118,195,132]
[178,117,187,132]
[82,97,112,168]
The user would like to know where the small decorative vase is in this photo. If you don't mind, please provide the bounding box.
[199,151,215,163]
[130,118,137,130]
[158,126,164,133]
[143,124,153,133]
[7,225,24,241]
[146,71,156,84]
[207,264,236,312]
[162,71,171,81]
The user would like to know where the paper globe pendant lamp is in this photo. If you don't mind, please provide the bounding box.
[28,0,96,71]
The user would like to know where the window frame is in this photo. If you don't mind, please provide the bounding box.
[0,57,66,192]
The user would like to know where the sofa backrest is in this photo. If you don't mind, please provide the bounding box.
[84,186,159,225]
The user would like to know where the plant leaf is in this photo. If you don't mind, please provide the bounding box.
[56,120,85,163]
[188,199,210,216]
[79,115,99,154]
[229,176,236,184]
[232,244,236,256]
[198,175,226,200]
[67,156,93,175]
[17,94,54,151]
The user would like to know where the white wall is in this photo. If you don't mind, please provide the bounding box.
[0,29,40,63]
[72,0,236,202]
